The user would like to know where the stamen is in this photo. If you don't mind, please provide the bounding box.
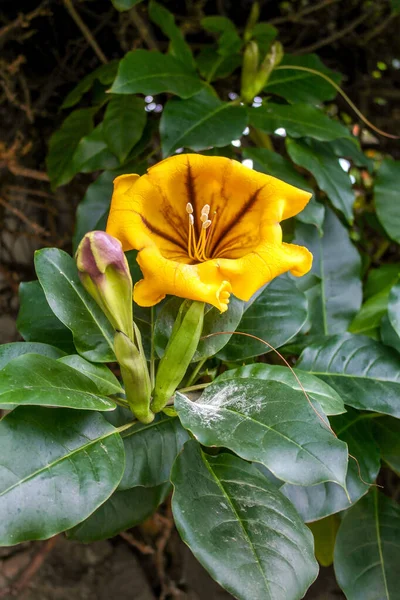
[186,204,215,261]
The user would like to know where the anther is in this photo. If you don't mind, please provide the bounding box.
[202,219,211,229]
[189,214,194,225]
[186,202,193,214]
[200,213,208,223]
[201,204,210,216]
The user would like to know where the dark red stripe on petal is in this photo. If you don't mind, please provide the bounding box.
[137,212,187,252]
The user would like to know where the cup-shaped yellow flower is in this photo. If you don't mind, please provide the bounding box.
[106,154,313,312]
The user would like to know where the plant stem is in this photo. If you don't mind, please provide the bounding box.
[184,357,207,388]
[178,382,210,394]
[63,0,108,64]
[150,306,156,388]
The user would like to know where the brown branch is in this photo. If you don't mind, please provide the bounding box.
[63,0,108,64]
[6,163,49,181]
[0,196,49,236]
[128,7,159,51]
[270,0,341,25]
[361,11,398,44]
[0,3,50,42]
[294,9,372,55]
[119,531,155,555]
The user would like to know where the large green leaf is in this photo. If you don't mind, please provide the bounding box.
[34,249,115,362]
[265,53,342,104]
[365,264,400,299]
[287,138,355,223]
[0,342,65,370]
[171,441,318,600]
[328,137,373,170]
[69,123,119,177]
[348,288,389,337]
[46,108,96,188]
[196,47,241,82]
[118,414,189,489]
[58,355,123,396]
[282,408,380,522]
[201,16,242,56]
[160,88,248,157]
[62,61,119,109]
[249,104,349,142]
[294,208,362,335]
[381,314,400,353]
[297,333,400,417]
[216,363,345,415]
[218,274,308,361]
[154,296,244,361]
[374,159,400,243]
[0,354,116,410]
[388,281,400,338]
[334,490,400,600]
[0,407,125,545]
[68,483,170,542]
[110,50,204,98]
[148,1,195,69]
[373,416,400,475]
[175,379,348,487]
[16,281,74,353]
[103,95,147,163]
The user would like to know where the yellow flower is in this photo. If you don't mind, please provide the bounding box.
[106,154,312,313]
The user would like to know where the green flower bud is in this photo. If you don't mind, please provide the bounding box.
[114,326,154,423]
[256,41,284,89]
[151,301,205,413]
[240,41,260,104]
[243,2,260,44]
[76,231,133,340]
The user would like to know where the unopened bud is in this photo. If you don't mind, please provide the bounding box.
[151,301,205,413]
[241,41,260,105]
[76,231,133,339]
[114,327,154,423]
[243,2,260,44]
[256,41,284,88]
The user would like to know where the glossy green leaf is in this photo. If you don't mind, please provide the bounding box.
[0,354,116,410]
[308,515,340,567]
[328,137,373,170]
[374,158,400,243]
[365,264,400,299]
[70,123,119,178]
[62,61,119,109]
[297,333,400,417]
[381,314,400,353]
[218,274,308,361]
[34,248,115,362]
[265,54,342,104]
[58,355,123,396]
[149,1,195,69]
[282,408,380,522]
[216,363,345,415]
[0,342,65,370]
[294,208,362,335]
[103,95,147,163]
[17,281,74,353]
[46,108,96,188]
[196,47,241,82]
[110,50,204,98]
[201,16,242,56]
[388,281,400,338]
[68,483,170,542]
[334,490,400,600]
[249,104,349,142]
[287,138,355,223]
[348,289,389,336]
[155,296,244,361]
[373,416,400,475]
[243,147,313,192]
[171,441,318,600]
[0,407,125,545]
[118,414,189,489]
[160,88,248,157]
[175,380,348,487]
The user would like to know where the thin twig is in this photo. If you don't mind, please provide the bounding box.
[361,11,398,44]
[0,3,49,41]
[128,7,159,51]
[295,9,372,55]
[0,196,49,236]
[119,531,155,555]
[63,0,108,64]
[270,0,340,25]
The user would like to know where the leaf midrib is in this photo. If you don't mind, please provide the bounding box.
[0,386,112,405]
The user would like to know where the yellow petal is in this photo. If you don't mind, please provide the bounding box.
[134,246,232,312]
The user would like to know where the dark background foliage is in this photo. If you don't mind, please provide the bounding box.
[0,1,399,598]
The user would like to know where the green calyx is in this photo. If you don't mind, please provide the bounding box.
[151,301,205,413]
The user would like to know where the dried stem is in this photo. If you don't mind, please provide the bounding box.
[63,0,108,64]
